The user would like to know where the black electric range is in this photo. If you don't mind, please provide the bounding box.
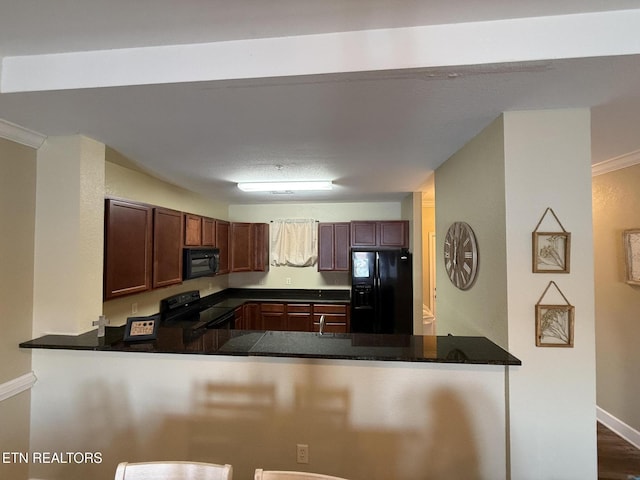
[159,290,235,331]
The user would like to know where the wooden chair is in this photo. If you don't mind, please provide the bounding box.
[254,469,349,480]
[114,461,233,480]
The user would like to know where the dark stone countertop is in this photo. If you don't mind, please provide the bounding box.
[19,288,521,365]
[20,327,521,366]
[200,288,351,308]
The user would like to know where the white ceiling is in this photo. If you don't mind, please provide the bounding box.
[2,1,640,204]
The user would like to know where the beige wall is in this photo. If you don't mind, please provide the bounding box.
[105,148,228,220]
[33,136,105,336]
[593,163,640,432]
[435,115,508,347]
[421,201,435,313]
[228,201,403,291]
[0,137,36,480]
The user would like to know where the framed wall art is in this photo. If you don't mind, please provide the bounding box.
[535,281,574,348]
[532,208,571,273]
[623,229,640,285]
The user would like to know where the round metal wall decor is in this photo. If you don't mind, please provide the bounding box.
[444,221,479,290]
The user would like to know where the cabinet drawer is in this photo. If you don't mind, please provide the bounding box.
[287,303,311,313]
[261,303,285,313]
[312,321,347,334]
[313,304,348,314]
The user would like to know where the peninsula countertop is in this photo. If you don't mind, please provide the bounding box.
[20,328,521,366]
[19,287,520,365]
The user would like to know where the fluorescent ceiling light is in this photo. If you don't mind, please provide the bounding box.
[237,181,333,192]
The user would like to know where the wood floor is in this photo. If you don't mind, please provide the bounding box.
[598,422,640,480]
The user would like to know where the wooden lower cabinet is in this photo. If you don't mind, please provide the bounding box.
[234,302,349,333]
[260,303,287,331]
[313,304,350,333]
[286,304,312,332]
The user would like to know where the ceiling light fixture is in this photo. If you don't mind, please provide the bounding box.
[237,181,333,192]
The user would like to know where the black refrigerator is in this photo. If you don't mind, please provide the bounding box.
[350,249,413,334]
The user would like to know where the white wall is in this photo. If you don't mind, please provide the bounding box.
[503,110,596,479]
[29,349,508,480]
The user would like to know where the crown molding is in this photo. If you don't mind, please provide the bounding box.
[0,118,47,149]
[592,149,640,177]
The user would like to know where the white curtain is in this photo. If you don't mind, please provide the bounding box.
[270,219,318,267]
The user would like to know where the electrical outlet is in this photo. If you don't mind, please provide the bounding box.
[286,277,292,285]
[296,444,309,464]
[131,303,138,314]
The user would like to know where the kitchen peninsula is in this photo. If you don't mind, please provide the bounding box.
[21,288,520,365]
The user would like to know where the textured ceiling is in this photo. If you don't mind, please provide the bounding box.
[2,2,640,204]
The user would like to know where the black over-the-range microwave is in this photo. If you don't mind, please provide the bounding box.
[183,248,220,280]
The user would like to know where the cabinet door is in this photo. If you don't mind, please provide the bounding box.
[184,214,202,246]
[153,207,183,288]
[350,221,377,247]
[202,217,216,246]
[260,303,287,330]
[234,306,244,330]
[104,199,153,300]
[318,223,350,271]
[378,221,409,248]
[251,223,270,272]
[244,303,261,330]
[286,304,312,332]
[231,222,252,272]
[215,220,230,274]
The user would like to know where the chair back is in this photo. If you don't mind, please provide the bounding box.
[114,461,232,480]
[254,469,349,480]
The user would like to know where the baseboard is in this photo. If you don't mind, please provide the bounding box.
[0,371,37,402]
[597,405,640,449]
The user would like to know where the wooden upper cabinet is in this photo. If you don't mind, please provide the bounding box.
[184,213,202,246]
[378,221,409,248]
[202,217,216,246]
[230,222,269,272]
[231,222,252,272]
[350,221,377,247]
[104,199,153,300]
[152,207,183,288]
[251,223,270,272]
[215,220,230,274]
[351,220,409,249]
[318,222,350,271]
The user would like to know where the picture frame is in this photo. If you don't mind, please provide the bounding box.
[532,231,571,273]
[623,229,640,285]
[535,304,575,347]
[123,314,160,342]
